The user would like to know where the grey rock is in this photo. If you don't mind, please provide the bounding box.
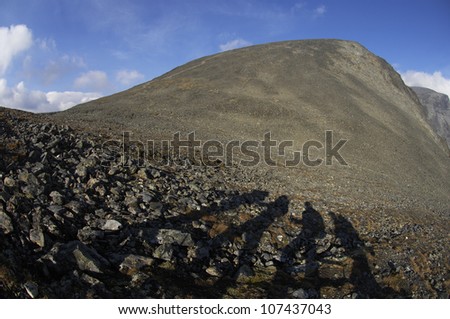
[119,254,154,275]
[24,281,39,298]
[149,169,161,178]
[71,242,109,274]
[316,234,333,254]
[49,191,64,205]
[141,192,154,204]
[3,176,16,188]
[137,168,149,179]
[78,226,104,243]
[75,163,88,177]
[100,219,122,231]
[206,266,222,277]
[80,273,102,286]
[18,170,38,185]
[156,229,194,247]
[86,177,100,189]
[41,241,110,275]
[29,228,45,247]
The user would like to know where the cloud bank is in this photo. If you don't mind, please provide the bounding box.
[0,24,104,112]
[401,70,450,97]
[0,79,101,112]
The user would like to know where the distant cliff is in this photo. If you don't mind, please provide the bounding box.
[412,86,450,150]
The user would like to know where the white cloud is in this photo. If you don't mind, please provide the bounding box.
[116,69,144,86]
[0,78,101,112]
[401,70,450,97]
[0,25,33,75]
[313,5,326,17]
[74,70,109,90]
[219,38,252,52]
[0,24,101,112]
[46,91,101,111]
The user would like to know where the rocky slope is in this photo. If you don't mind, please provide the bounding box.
[412,86,450,149]
[1,108,448,298]
[54,40,450,213]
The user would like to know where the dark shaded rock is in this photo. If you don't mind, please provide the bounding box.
[0,205,14,234]
[47,205,66,215]
[40,241,110,275]
[148,201,163,213]
[65,200,85,215]
[23,281,39,299]
[153,244,174,261]
[235,264,254,282]
[77,227,104,244]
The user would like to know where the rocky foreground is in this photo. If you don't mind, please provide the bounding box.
[0,109,448,298]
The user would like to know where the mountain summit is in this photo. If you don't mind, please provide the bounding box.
[55,39,449,211]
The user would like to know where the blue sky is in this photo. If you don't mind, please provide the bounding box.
[1,0,449,112]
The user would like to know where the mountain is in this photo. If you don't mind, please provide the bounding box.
[2,40,449,299]
[54,39,450,212]
[411,86,450,149]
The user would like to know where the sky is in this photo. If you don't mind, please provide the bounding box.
[0,0,449,113]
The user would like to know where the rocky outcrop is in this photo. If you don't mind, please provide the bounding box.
[412,86,450,150]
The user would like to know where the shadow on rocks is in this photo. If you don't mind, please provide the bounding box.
[121,190,291,298]
[268,204,398,298]
[268,202,325,298]
[328,212,398,298]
